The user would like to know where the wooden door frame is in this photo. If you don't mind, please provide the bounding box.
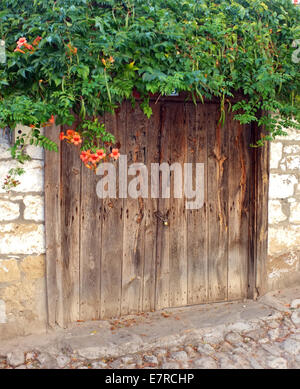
[248,120,270,300]
[44,113,269,328]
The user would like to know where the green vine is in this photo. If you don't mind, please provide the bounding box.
[0,0,299,163]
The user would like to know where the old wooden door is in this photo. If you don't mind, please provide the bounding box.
[46,98,259,325]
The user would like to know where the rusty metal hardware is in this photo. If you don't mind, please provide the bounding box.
[154,211,169,226]
[72,168,80,175]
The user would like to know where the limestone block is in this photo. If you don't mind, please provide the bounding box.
[0,143,11,159]
[0,160,44,194]
[0,200,20,221]
[284,145,300,154]
[268,226,300,256]
[269,174,298,199]
[0,259,20,282]
[20,255,45,280]
[290,202,300,223]
[0,276,46,315]
[0,299,6,323]
[267,251,299,280]
[23,195,44,221]
[270,142,282,169]
[285,155,300,171]
[0,224,45,255]
[26,145,44,160]
[268,200,287,224]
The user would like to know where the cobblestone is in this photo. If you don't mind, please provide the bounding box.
[91,361,108,369]
[196,343,215,355]
[170,351,188,361]
[193,356,217,369]
[56,355,70,368]
[6,351,24,367]
[55,325,299,369]
[218,355,237,369]
[36,352,58,369]
[245,328,268,342]
[281,338,300,355]
[291,311,300,328]
[1,327,298,370]
[143,355,158,364]
[225,332,243,345]
[230,354,252,369]
[0,289,299,369]
[267,356,288,369]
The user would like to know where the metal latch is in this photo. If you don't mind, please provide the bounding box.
[154,211,169,226]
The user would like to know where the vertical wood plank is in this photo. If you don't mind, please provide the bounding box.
[169,102,188,307]
[253,122,269,298]
[121,102,147,315]
[187,103,208,305]
[44,123,64,327]
[155,103,171,310]
[142,102,160,312]
[61,133,81,323]
[248,124,256,299]
[100,106,126,319]
[79,165,102,320]
[227,115,250,300]
[207,104,229,302]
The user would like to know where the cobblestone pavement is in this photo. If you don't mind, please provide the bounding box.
[0,290,299,369]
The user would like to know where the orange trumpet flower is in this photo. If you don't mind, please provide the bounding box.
[109,148,120,160]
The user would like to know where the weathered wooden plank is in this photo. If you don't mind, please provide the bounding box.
[207,104,229,302]
[79,165,102,320]
[248,124,256,299]
[155,103,171,310]
[169,102,188,307]
[44,123,64,327]
[121,102,147,315]
[142,102,160,312]
[61,130,81,323]
[187,103,208,305]
[227,115,250,300]
[100,106,126,319]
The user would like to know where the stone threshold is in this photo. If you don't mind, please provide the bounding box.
[0,286,299,361]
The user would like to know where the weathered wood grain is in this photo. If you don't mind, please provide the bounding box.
[100,106,126,319]
[142,102,160,312]
[169,102,188,307]
[45,99,268,325]
[79,165,102,320]
[227,114,250,300]
[207,104,229,302]
[44,123,64,327]
[155,103,171,310]
[121,102,147,315]
[61,131,81,323]
[187,103,208,305]
[253,122,269,298]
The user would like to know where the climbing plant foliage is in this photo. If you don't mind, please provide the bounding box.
[0,0,300,165]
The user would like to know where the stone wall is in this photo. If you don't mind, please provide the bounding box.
[268,126,300,290]
[0,125,47,339]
